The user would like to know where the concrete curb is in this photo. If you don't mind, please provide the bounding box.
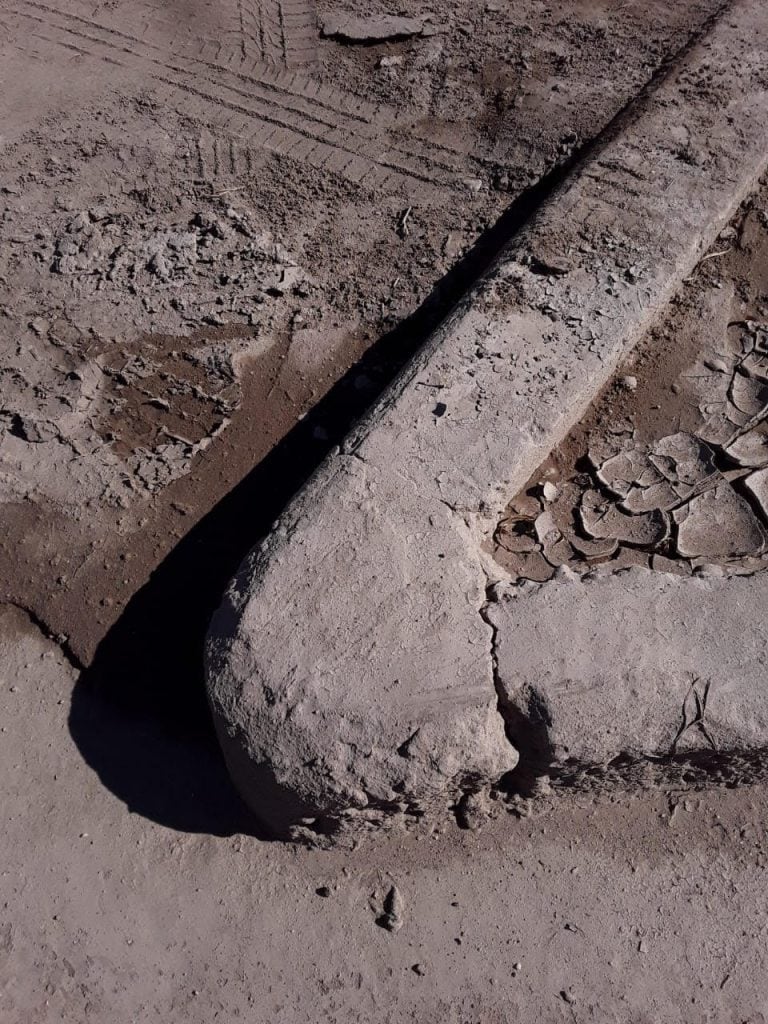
[206,0,768,837]
[489,569,768,792]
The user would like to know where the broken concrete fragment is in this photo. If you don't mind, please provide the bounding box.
[490,571,768,773]
[320,15,429,43]
[674,484,765,559]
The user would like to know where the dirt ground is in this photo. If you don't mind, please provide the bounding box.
[4,0,768,1021]
[4,606,768,1023]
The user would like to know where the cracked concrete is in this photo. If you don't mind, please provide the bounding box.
[206,0,768,837]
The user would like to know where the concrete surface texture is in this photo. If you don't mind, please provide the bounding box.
[207,0,768,836]
[490,569,768,771]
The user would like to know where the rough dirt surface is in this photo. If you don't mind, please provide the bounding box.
[5,0,768,1021]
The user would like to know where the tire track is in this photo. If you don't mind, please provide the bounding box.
[236,0,317,67]
[8,0,482,193]
[17,0,478,165]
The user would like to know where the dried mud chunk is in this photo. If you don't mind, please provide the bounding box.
[595,446,650,498]
[569,533,619,561]
[494,549,554,583]
[604,546,651,572]
[320,14,427,42]
[508,492,542,518]
[534,510,559,545]
[495,517,538,554]
[534,510,575,567]
[674,484,766,559]
[596,434,719,514]
[744,467,768,520]
[621,479,681,514]
[648,432,718,493]
[579,490,669,546]
[587,432,630,470]
[729,368,768,417]
[725,428,768,467]
[650,553,690,576]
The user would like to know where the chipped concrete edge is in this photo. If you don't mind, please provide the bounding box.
[206,0,768,838]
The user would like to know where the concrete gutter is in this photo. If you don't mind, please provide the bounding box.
[206,0,768,837]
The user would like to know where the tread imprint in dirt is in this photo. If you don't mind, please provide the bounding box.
[9,0,482,196]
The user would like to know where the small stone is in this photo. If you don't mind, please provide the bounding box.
[620,374,638,391]
[542,481,559,502]
[377,885,405,933]
[28,317,50,336]
[315,885,331,898]
[455,789,490,831]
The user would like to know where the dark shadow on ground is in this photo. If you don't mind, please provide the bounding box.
[68,155,584,838]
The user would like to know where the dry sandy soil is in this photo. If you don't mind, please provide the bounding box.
[4,0,768,1021]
